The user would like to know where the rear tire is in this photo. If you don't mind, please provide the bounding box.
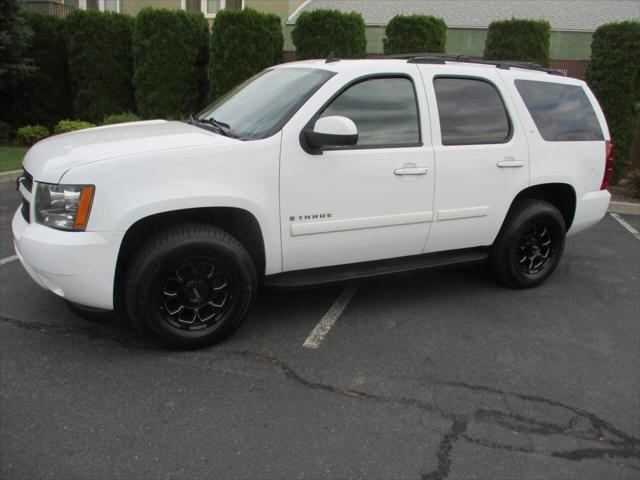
[126,223,256,349]
[490,199,566,288]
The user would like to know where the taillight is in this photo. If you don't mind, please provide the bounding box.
[601,140,614,190]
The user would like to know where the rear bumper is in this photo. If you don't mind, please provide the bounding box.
[568,189,610,236]
[12,208,123,309]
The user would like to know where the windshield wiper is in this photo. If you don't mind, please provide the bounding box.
[187,114,235,138]
[200,117,234,137]
[206,117,230,129]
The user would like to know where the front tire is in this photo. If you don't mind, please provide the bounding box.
[490,199,566,288]
[126,223,256,349]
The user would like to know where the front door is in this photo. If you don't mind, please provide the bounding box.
[279,67,435,272]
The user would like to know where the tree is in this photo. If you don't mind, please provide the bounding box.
[0,0,36,126]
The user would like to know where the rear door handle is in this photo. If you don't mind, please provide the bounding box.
[394,166,428,175]
[497,157,525,168]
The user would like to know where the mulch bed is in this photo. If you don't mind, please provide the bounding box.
[609,185,639,204]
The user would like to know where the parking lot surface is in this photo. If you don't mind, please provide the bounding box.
[1,180,639,479]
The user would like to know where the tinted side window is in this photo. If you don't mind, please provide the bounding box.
[320,77,420,147]
[434,77,511,146]
[515,80,604,141]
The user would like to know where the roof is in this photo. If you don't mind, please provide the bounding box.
[275,58,585,86]
[288,0,640,32]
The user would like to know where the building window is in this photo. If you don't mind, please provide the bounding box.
[184,0,200,12]
[79,0,120,12]
[181,0,244,18]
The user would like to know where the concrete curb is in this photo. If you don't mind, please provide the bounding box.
[608,201,640,216]
[0,169,22,184]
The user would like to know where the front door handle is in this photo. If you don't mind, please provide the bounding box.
[497,157,525,168]
[394,165,428,175]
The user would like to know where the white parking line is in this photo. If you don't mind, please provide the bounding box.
[303,284,358,349]
[0,255,18,266]
[610,213,640,241]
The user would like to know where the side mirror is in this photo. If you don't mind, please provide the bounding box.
[305,116,358,150]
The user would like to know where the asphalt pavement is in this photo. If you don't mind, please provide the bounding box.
[1,180,638,479]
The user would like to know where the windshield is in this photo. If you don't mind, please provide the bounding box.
[197,67,335,140]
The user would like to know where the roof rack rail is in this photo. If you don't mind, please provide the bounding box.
[325,51,340,63]
[380,53,564,76]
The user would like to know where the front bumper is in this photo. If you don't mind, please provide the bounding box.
[12,208,124,310]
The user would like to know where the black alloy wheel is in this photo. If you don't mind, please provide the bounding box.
[159,258,235,330]
[491,199,566,288]
[126,223,256,349]
[517,222,554,275]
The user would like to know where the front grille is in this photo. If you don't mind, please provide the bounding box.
[18,169,33,223]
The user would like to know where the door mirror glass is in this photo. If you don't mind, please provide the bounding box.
[305,115,358,149]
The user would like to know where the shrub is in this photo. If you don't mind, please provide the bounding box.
[0,0,35,94]
[383,15,447,55]
[53,119,95,134]
[0,121,11,143]
[484,18,550,67]
[17,125,49,145]
[628,169,640,197]
[103,112,140,124]
[586,21,640,181]
[133,8,209,119]
[64,10,134,123]
[210,8,283,100]
[5,12,71,129]
[292,9,366,60]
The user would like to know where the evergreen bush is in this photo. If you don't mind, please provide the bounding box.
[586,21,640,180]
[292,9,366,60]
[64,9,134,123]
[383,14,447,55]
[484,18,550,67]
[133,8,209,118]
[209,8,283,99]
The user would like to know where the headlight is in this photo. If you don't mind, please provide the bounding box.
[35,183,95,231]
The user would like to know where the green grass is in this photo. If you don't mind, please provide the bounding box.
[0,146,27,172]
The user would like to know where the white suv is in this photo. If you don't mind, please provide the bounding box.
[13,56,613,348]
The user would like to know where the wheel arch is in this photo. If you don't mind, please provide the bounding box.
[113,207,266,313]
[508,183,577,230]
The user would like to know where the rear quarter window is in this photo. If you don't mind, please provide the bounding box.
[515,80,603,141]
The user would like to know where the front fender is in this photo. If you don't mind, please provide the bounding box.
[60,134,283,274]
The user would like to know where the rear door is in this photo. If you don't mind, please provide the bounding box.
[418,66,530,253]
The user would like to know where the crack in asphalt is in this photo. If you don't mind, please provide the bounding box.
[2,314,639,479]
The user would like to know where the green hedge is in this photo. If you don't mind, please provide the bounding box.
[9,12,70,129]
[1,11,69,129]
[64,10,134,123]
[54,119,95,134]
[22,12,70,128]
[103,112,140,124]
[292,9,366,60]
[484,18,550,67]
[383,14,447,55]
[17,125,49,145]
[133,8,209,119]
[0,121,11,143]
[586,21,640,181]
[210,8,283,100]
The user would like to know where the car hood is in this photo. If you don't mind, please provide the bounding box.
[23,120,236,183]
